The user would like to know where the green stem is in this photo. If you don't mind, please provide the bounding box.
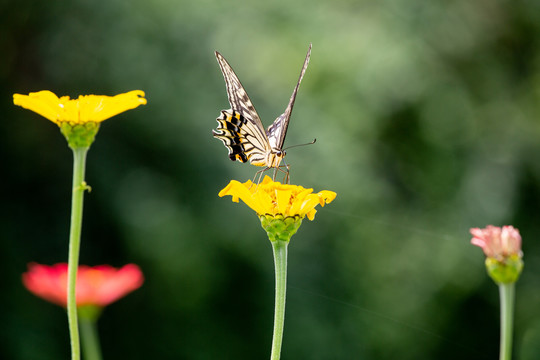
[67,146,89,360]
[80,317,103,360]
[270,240,288,360]
[499,282,515,360]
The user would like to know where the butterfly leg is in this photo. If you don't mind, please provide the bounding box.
[280,157,290,184]
[272,166,278,182]
[273,163,290,184]
[253,164,290,185]
[252,167,269,185]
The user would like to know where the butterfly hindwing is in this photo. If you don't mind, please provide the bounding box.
[213,109,269,166]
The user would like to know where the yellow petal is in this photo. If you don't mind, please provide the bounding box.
[260,175,274,185]
[306,209,317,221]
[13,91,62,123]
[219,179,265,214]
[252,188,274,214]
[81,91,147,122]
[298,195,321,216]
[275,188,292,215]
[14,90,147,125]
[317,190,337,206]
[289,191,310,215]
[218,180,249,203]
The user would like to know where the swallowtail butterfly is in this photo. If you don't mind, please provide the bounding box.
[212,44,312,181]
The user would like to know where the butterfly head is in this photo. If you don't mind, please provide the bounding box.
[266,148,286,168]
[274,149,286,157]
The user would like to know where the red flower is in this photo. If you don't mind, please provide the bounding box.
[470,225,522,261]
[22,263,144,307]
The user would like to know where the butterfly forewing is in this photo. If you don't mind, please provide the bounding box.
[267,44,312,150]
[214,52,267,136]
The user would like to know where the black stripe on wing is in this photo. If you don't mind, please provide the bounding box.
[267,43,312,150]
[213,110,269,166]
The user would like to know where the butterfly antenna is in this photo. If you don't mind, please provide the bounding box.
[283,138,316,151]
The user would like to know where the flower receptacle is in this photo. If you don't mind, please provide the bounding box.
[60,122,100,149]
[259,214,302,243]
[485,255,524,284]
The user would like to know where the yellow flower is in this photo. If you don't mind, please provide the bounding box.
[219,176,336,221]
[14,90,147,148]
[13,90,147,125]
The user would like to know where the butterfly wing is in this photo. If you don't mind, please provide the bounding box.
[267,44,312,150]
[213,51,271,166]
[213,110,271,166]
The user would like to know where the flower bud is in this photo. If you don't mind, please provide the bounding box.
[470,226,523,284]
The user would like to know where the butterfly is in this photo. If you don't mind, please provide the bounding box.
[212,44,312,182]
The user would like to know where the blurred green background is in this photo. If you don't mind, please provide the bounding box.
[2,0,540,359]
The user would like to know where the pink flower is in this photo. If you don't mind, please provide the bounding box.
[470,225,522,261]
[22,263,144,307]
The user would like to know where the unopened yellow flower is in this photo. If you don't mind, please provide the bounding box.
[13,90,147,125]
[219,176,336,221]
